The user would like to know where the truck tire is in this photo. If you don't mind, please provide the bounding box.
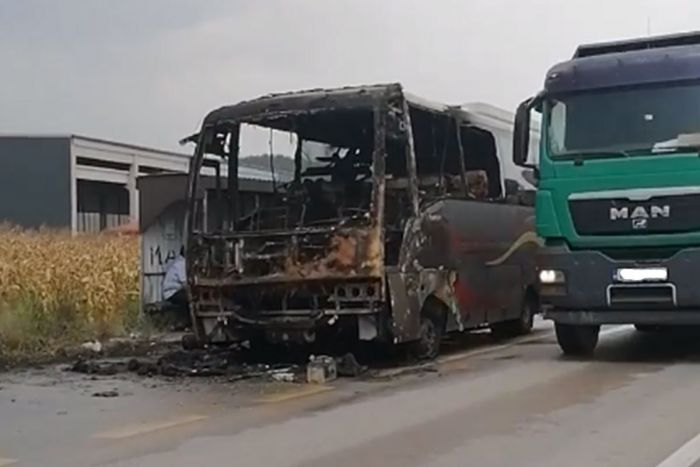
[555,323,599,357]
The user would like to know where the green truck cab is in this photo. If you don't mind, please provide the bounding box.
[513,31,700,356]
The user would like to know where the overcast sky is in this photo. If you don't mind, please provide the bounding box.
[2,0,700,152]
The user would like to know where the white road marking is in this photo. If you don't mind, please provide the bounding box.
[656,431,700,467]
[93,414,208,440]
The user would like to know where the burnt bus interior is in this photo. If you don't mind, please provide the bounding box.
[193,99,506,269]
[198,109,377,234]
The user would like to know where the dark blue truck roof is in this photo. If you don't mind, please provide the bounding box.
[574,31,700,58]
[545,31,700,93]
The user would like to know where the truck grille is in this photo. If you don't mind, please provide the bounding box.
[569,192,700,235]
[608,284,676,309]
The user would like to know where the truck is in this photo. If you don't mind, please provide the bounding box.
[512,31,700,356]
[183,83,540,358]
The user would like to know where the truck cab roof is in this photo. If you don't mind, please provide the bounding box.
[574,30,700,58]
[545,31,700,94]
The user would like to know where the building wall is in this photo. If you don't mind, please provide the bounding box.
[77,180,131,232]
[0,137,72,228]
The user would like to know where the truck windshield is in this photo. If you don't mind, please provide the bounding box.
[547,81,700,157]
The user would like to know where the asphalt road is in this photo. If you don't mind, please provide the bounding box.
[5,321,700,467]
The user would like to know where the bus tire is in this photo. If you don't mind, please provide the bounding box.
[410,315,442,360]
[514,292,536,335]
[491,293,536,339]
[409,300,446,360]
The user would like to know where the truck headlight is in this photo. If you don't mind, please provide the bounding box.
[539,269,565,284]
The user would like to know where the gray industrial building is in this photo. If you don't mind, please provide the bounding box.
[0,135,273,232]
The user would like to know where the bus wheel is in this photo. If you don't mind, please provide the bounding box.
[491,294,536,339]
[513,294,536,335]
[555,323,599,357]
[410,314,443,360]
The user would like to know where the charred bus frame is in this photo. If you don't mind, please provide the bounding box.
[184,84,539,357]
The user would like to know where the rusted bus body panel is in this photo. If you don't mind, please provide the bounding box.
[388,198,538,343]
[190,226,383,284]
[189,225,386,339]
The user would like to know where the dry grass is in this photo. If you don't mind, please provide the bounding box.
[0,225,140,359]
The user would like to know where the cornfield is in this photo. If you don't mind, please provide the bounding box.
[0,225,140,357]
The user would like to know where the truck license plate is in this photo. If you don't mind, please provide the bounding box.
[615,267,668,283]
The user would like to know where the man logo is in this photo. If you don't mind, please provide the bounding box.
[609,205,671,221]
[632,218,648,230]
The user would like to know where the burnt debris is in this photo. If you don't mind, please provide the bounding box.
[66,348,368,383]
[67,349,300,381]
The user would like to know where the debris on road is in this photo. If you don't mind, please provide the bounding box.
[307,355,337,384]
[80,340,103,354]
[92,390,119,398]
[69,358,123,376]
[64,342,379,389]
[270,370,296,383]
[336,353,367,377]
[67,348,302,383]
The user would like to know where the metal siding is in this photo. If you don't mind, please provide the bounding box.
[0,137,71,228]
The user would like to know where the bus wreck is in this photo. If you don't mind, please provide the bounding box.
[184,84,539,358]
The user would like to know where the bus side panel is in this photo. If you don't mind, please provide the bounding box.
[415,199,537,329]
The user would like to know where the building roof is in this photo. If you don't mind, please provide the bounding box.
[0,133,192,159]
[0,133,277,181]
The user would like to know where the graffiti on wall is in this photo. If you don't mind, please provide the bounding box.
[142,205,185,275]
[149,245,178,270]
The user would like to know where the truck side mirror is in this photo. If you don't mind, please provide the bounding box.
[513,97,534,167]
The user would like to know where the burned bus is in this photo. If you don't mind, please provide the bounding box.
[183,84,540,358]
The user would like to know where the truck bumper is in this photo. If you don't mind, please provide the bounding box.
[538,245,700,325]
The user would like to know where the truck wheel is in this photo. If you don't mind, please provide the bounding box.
[555,323,599,357]
[409,314,443,360]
